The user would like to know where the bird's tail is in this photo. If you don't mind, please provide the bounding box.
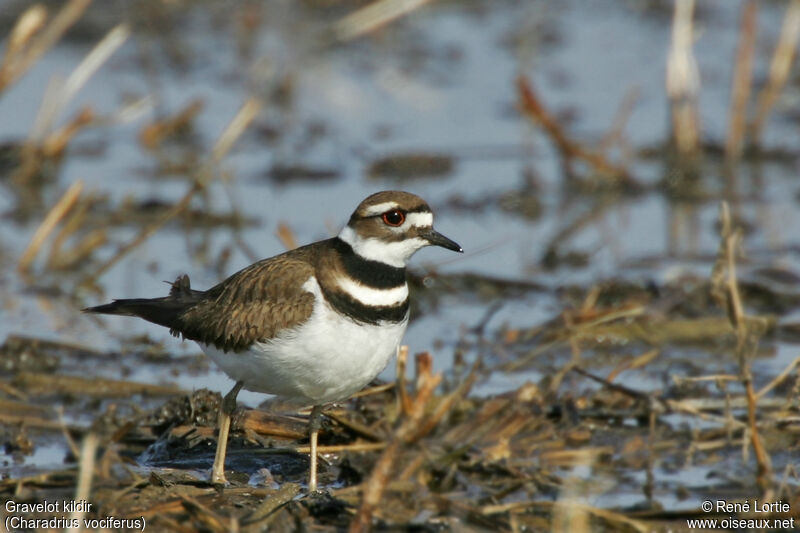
[83,274,201,333]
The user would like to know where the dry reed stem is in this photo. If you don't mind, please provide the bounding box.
[82,98,260,286]
[599,86,640,155]
[516,76,632,183]
[350,382,395,398]
[15,372,183,397]
[240,483,301,528]
[275,222,298,250]
[751,0,800,145]
[0,0,91,92]
[293,442,386,454]
[674,374,738,383]
[46,191,103,270]
[548,311,582,393]
[664,398,748,429]
[212,97,262,163]
[716,201,772,490]
[67,432,98,533]
[407,362,477,443]
[0,412,79,432]
[31,24,129,143]
[349,354,442,533]
[0,6,47,76]
[725,0,757,164]
[233,410,308,440]
[12,107,95,185]
[333,0,433,42]
[56,407,82,460]
[18,179,84,274]
[396,344,411,416]
[666,0,700,157]
[180,495,235,533]
[323,411,384,442]
[414,350,433,391]
[645,408,656,502]
[139,99,204,149]
[505,306,644,372]
[42,108,95,159]
[757,356,800,399]
[490,500,646,533]
[675,396,784,411]
[78,189,195,285]
[606,348,659,383]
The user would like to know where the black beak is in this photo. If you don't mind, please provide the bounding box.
[422,228,463,253]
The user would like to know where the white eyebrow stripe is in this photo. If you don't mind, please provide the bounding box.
[363,202,400,216]
[406,212,432,227]
[335,276,409,306]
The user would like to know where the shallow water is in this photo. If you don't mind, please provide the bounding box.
[2,0,799,515]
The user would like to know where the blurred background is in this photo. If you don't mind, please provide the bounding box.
[2,0,800,522]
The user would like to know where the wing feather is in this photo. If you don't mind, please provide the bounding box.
[175,245,318,352]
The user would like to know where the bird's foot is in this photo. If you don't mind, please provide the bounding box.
[210,468,228,489]
[303,489,347,517]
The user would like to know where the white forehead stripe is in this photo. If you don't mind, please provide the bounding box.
[406,212,432,228]
[363,201,400,216]
[336,276,408,306]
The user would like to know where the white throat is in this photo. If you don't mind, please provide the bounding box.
[338,225,427,268]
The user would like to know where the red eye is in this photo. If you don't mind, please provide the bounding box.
[382,210,405,226]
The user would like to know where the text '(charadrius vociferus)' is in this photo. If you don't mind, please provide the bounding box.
[84,190,462,492]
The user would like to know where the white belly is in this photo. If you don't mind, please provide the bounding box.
[199,277,408,405]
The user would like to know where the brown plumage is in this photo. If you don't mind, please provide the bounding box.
[85,242,323,353]
[84,236,412,353]
[176,244,319,351]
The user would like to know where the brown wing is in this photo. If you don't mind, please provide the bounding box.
[175,244,318,353]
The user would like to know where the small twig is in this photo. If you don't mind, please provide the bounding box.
[56,406,82,459]
[349,353,442,533]
[333,0,433,42]
[716,201,772,491]
[79,185,198,286]
[673,374,738,384]
[275,223,298,251]
[350,382,395,399]
[293,442,386,454]
[549,311,582,393]
[81,98,261,286]
[67,432,98,533]
[180,495,235,533]
[0,6,47,81]
[666,0,700,158]
[516,76,633,184]
[0,0,91,92]
[725,0,757,164]
[31,24,129,142]
[396,345,411,416]
[599,86,640,153]
[240,483,301,527]
[18,179,83,274]
[212,97,262,163]
[750,0,800,145]
[408,361,477,443]
[40,108,95,160]
[757,356,800,400]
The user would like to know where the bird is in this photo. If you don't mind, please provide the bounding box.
[84,190,462,491]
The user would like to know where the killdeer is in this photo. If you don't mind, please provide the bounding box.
[84,190,462,491]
